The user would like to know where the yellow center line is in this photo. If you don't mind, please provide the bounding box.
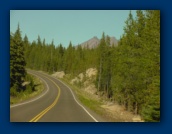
[29,75,61,122]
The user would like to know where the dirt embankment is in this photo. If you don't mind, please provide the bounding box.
[52,68,143,122]
[101,102,143,122]
[52,71,65,78]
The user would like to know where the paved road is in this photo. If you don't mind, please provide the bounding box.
[10,70,105,122]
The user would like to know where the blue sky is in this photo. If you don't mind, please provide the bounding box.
[10,10,136,47]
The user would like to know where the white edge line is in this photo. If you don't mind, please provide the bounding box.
[10,72,49,108]
[52,77,98,122]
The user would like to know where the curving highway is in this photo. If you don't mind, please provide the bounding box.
[10,70,105,122]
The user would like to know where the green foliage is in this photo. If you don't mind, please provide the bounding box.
[10,24,26,94]
[110,10,160,121]
[96,33,113,98]
[24,37,98,78]
[141,75,160,121]
[10,84,19,96]
[10,73,44,104]
[25,74,35,92]
[13,10,160,122]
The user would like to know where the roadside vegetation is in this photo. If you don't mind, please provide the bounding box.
[54,70,140,122]
[10,74,44,104]
[10,10,160,121]
[60,77,116,121]
[10,25,44,104]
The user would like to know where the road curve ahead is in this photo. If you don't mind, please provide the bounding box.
[10,70,105,122]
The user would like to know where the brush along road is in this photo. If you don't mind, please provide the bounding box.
[10,70,105,122]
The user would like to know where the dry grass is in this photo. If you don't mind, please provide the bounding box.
[60,77,142,122]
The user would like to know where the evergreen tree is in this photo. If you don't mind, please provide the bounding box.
[97,32,106,92]
[63,41,74,74]
[10,24,26,94]
[140,10,160,121]
[16,10,159,121]
[23,35,30,66]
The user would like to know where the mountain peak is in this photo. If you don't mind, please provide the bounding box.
[78,35,118,49]
[93,36,98,39]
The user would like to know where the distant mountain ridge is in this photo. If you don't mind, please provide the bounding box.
[77,36,118,49]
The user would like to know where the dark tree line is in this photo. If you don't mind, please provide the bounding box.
[10,25,36,96]
[24,37,98,75]
[110,10,160,121]
[10,25,26,94]
[10,10,160,121]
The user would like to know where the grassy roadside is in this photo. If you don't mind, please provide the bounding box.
[60,78,117,122]
[10,74,44,105]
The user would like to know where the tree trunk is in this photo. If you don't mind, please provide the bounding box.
[98,58,102,92]
[134,101,138,115]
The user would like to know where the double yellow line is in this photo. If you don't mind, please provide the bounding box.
[29,75,61,122]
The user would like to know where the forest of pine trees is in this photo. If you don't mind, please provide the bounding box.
[10,24,35,96]
[10,10,160,121]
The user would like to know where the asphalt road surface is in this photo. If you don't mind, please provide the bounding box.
[10,70,105,122]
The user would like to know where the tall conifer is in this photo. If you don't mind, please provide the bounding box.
[10,24,26,93]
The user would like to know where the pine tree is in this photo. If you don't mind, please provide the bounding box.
[14,10,159,121]
[111,10,160,121]
[23,35,30,66]
[105,36,113,98]
[140,10,160,121]
[63,41,74,74]
[97,32,106,92]
[10,24,26,94]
